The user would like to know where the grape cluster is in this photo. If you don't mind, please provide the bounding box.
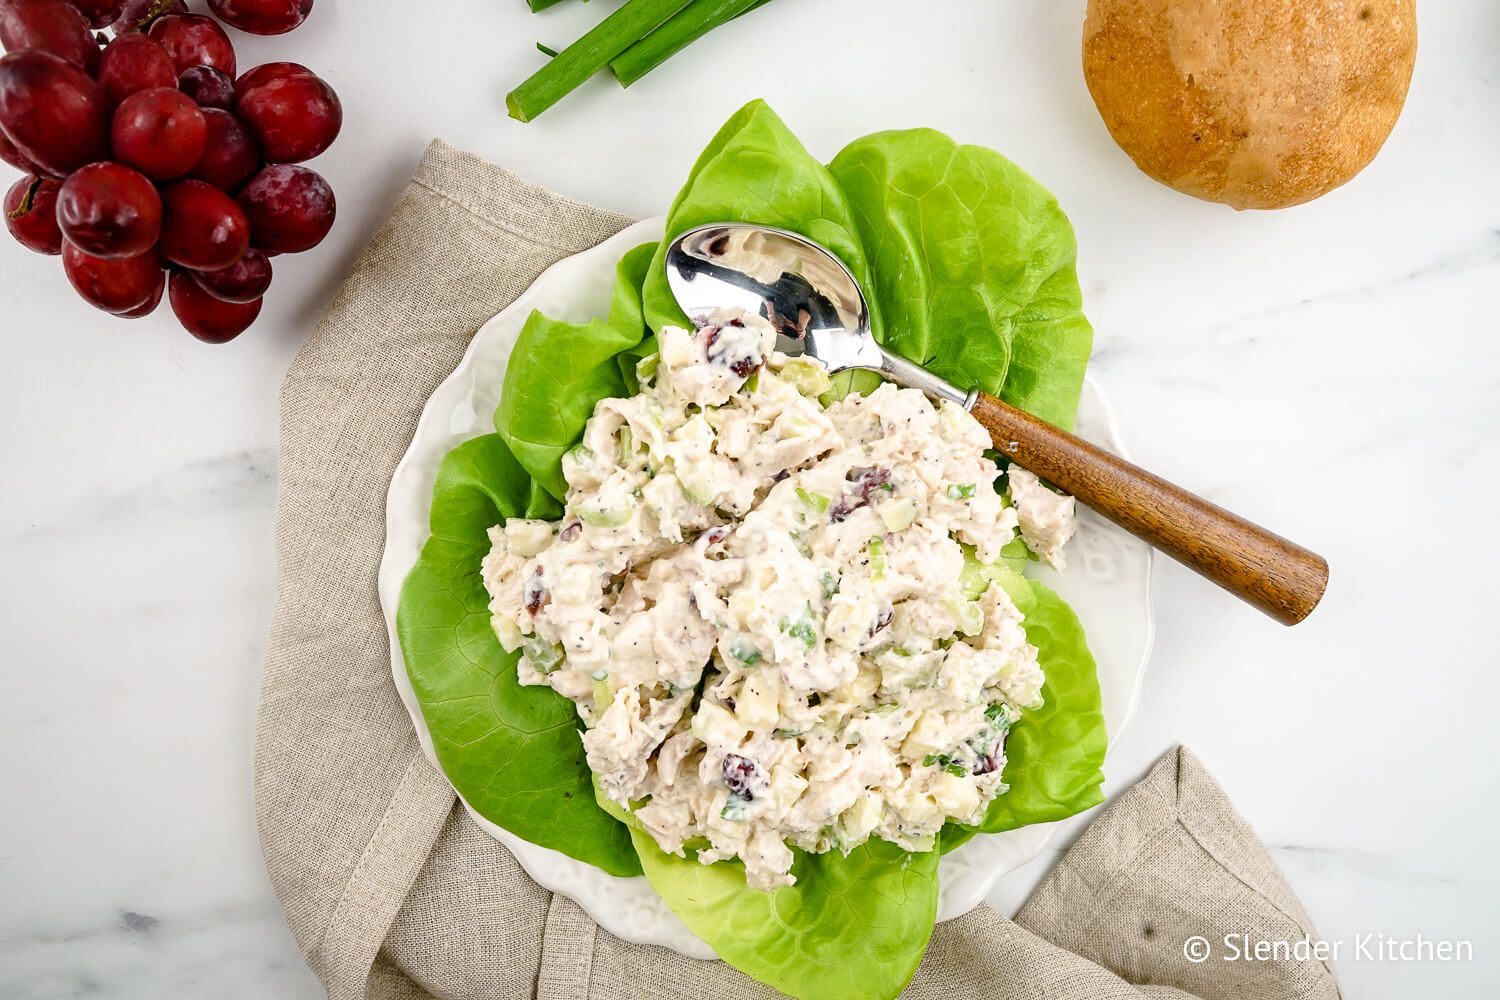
[0,0,336,343]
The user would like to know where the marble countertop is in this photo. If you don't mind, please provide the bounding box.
[2,1,1497,996]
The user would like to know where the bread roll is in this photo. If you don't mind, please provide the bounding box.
[1083,0,1417,209]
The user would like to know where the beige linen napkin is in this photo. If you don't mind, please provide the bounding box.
[255,139,1340,1000]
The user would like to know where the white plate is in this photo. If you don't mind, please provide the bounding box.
[378,217,1154,960]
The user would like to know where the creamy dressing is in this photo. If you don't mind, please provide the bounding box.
[482,311,1076,889]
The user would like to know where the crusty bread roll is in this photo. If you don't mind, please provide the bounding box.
[1083,0,1417,210]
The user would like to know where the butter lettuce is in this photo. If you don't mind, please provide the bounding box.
[830,129,1094,430]
[397,100,1105,1000]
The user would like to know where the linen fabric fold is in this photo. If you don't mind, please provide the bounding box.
[255,139,1339,1000]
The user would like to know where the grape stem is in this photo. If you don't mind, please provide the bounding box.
[507,0,696,122]
[610,0,775,88]
[131,0,182,31]
[7,177,42,220]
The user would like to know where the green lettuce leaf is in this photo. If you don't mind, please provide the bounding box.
[396,434,641,876]
[829,129,1093,430]
[629,827,938,1000]
[496,243,657,502]
[642,99,873,334]
[973,578,1107,832]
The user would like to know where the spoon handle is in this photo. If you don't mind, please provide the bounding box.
[968,391,1328,625]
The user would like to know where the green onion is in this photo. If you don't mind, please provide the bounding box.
[611,0,774,87]
[508,0,696,122]
[947,483,977,500]
[536,42,560,58]
[527,0,569,11]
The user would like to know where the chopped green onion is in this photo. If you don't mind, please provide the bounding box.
[780,617,817,650]
[819,571,839,599]
[610,0,774,87]
[729,640,762,666]
[947,483,977,500]
[536,42,560,58]
[507,0,696,122]
[922,752,971,779]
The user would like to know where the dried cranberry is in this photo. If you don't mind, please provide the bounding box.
[558,521,581,543]
[830,466,893,523]
[974,754,1000,776]
[522,566,546,615]
[721,753,765,801]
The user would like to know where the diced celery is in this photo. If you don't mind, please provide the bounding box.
[634,352,660,384]
[796,487,831,514]
[867,537,886,578]
[591,676,612,711]
[578,496,636,527]
[778,357,832,397]
[561,443,594,481]
[492,615,523,652]
[945,596,984,636]
[720,798,748,821]
[521,636,564,674]
[876,496,917,531]
[778,411,821,439]
[947,482,977,500]
[617,426,634,465]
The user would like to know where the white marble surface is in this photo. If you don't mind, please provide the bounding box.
[1,1,1496,997]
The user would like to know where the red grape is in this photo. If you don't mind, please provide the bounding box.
[96,31,176,108]
[112,86,206,180]
[3,174,61,254]
[117,272,165,316]
[190,246,269,302]
[0,126,38,171]
[208,0,311,36]
[188,107,259,190]
[236,71,340,163]
[159,178,248,270]
[55,160,162,257]
[62,241,164,313]
[177,64,234,110]
[233,60,311,100]
[69,0,123,29]
[147,14,235,77]
[237,163,332,254]
[0,0,100,75]
[0,50,109,177]
[110,0,184,33]
[56,161,162,258]
[168,268,260,341]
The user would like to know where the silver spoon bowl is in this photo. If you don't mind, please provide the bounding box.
[666,223,972,407]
